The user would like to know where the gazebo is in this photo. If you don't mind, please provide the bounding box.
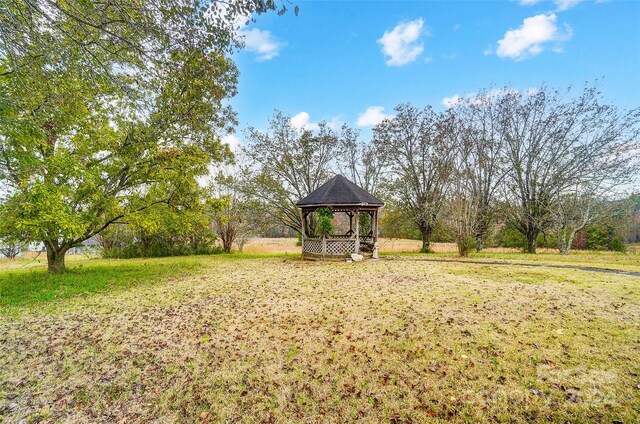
[297,175,384,260]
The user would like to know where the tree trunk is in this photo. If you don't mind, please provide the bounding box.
[525,228,538,254]
[557,227,576,255]
[475,234,484,253]
[222,236,232,253]
[475,218,489,252]
[215,219,235,253]
[457,240,470,257]
[306,214,317,237]
[420,226,433,253]
[474,213,489,252]
[221,226,233,253]
[476,230,487,253]
[237,237,248,253]
[46,244,68,274]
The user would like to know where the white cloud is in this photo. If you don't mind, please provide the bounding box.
[221,134,241,152]
[525,87,540,96]
[377,19,426,66]
[239,28,285,61]
[442,87,537,109]
[441,95,463,108]
[516,0,583,10]
[290,112,319,131]
[518,0,542,5]
[356,106,390,127]
[554,0,581,11]
[290,112,345,131]
[326,116,344,130]
[496,14,571,60]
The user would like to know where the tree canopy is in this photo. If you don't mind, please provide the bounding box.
[0,0,285,272]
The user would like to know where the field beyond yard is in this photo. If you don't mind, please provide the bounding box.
[1,251,639,422]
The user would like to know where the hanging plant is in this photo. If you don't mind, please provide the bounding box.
[316,207,334,237]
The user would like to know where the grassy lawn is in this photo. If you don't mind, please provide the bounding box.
[1,254,639,422]
[0,256,205,314]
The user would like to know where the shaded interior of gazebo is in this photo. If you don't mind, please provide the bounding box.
[296,175,384,260]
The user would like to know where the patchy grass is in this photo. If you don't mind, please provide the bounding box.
[0,253,298,315]
[1,256,639,422]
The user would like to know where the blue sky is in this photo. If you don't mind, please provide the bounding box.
[224,0,640,146]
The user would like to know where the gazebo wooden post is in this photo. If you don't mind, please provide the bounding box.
[348,211,353,235]
[300,210,306,251]
[321,234,327,257]
[354,208,360,254]
[373,209,379,259]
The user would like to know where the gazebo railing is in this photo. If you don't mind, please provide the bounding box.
[302,237,356,256]
[302,235,377,256]
[303,238,324,255]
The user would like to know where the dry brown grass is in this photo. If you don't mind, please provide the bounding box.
[241,238,302,254]
[240,238,569,255]
[242,237,448,254]
[1,256,639,423]
[242,238,640,272]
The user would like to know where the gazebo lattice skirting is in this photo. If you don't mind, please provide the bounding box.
[297,175,384,260]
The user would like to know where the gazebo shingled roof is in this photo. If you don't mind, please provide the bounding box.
[296,175,384,207]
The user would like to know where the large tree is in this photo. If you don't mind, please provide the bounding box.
[0,1,284,272]
[549,131,637,254]
[374,104,456,252]
[500,85,639,253]
[338,126,389,197]
[446,132,480,257]
[449,90,508,251]
[210,170,265,253]
[0,47,235,272]
[241,111,345,234]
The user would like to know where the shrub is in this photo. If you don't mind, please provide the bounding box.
[495,226,527,249]
[493,225,555,251]
[103,244,224,259]
[99,218,222,259]
[587,225,627,252]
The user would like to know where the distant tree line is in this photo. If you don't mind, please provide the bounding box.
[233,84,639,256]
[2,77,639,265]
[2,3,638,271]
